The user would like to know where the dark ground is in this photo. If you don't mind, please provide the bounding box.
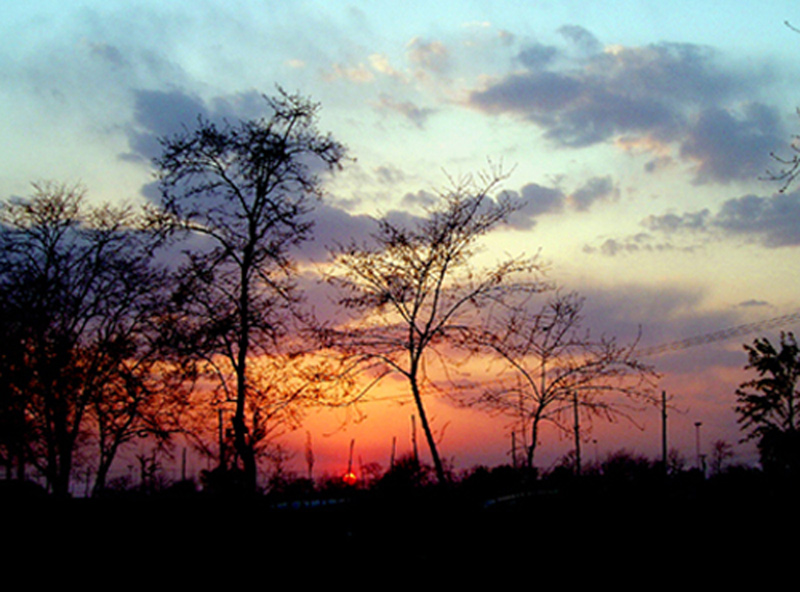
[5,479,793,576]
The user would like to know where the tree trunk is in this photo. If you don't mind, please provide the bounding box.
[233,349,257,493]
[409,375,446,484]
[526,408,544,473]
[53,452,73,498]
[232,409,257,493]
[233,258,258,494]
[527,419,539,471]
[92,465,109,497]
[92,442,121,497]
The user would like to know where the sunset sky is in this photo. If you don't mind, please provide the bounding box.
[3,1,800,478]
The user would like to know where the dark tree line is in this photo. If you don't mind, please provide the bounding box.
[0,90,658,496]
[0,90,348,496]
[0,183,169,497]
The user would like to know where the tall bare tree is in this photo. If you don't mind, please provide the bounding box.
[153,89,346,492]
[465,291,657,472]
[326,169,543,483]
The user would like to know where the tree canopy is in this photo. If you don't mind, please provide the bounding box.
[0,182,165,496]
[736,332,800,475]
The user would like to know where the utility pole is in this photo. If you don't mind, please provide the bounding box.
[572,391,581,477]
[511,431,518,469]
[347,439,355,475]
[342,439,357,486]
[661,390,668,476]
[305,431,314,481]
[694,421,703,471]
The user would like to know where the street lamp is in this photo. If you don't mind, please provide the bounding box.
[694,421,703,471]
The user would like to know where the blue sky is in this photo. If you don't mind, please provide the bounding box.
[3,1,799,471]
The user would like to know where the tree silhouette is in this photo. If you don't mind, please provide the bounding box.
[0,182,165,496]
[153,89,346,493]
[767,18,800,196]
[464,291,656,471]
[735,332,800,475]
[709,439,734,476]
[766,130,800,192]
[325,168,543,484]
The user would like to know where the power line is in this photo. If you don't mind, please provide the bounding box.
[639,311,800,357]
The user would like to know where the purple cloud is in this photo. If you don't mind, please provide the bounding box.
[629,189,800,250]
[469,35,783,184]
[680,103,782,184]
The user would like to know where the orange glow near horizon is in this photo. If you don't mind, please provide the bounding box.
[144,337,760,483]
[277,343,761,479]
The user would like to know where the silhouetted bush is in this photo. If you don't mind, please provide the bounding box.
[267,475,316,501]
[0,479,47,501]
[457,464,528,502]
[162,478,197,498]
[377,454,432,493]
[199,466,249,496]
[601,449,655,483]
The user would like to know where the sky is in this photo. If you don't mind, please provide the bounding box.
[3,1,800,479]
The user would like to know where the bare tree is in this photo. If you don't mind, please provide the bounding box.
[766,23,800,192]
[709,439,734,475]
[766,126,800,192]
[465,291,657,472]
[153,89,346,492]
[325,168,543,484]
[0,182,165,496]
[87,316,188,496]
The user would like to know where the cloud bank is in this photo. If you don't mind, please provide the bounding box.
[642,190,800,248]
[469,34,784,185]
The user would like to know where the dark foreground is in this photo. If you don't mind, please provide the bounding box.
[6,477,796,578]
